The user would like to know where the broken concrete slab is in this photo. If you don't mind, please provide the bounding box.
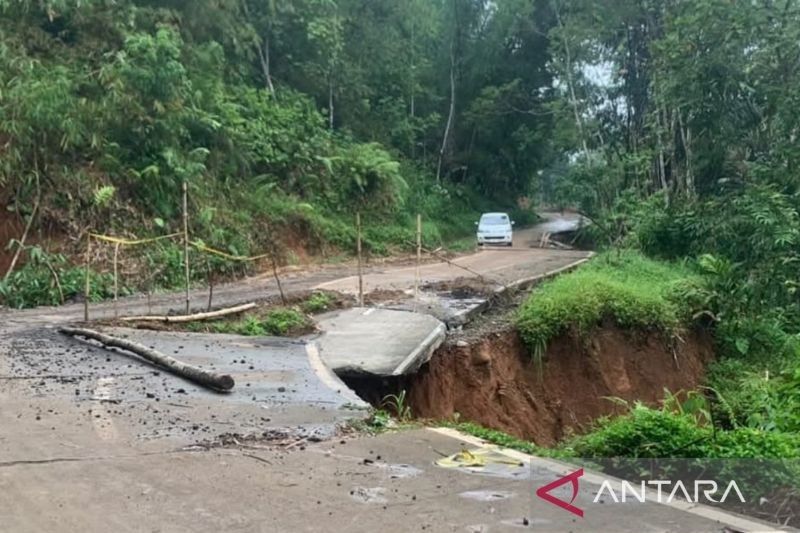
[315,307,446,377]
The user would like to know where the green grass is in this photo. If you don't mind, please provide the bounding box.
[443,421,568,458]
[301,292,334,313]
[443,407,800,461]
[516,250,697,358]
[564,403,800,459]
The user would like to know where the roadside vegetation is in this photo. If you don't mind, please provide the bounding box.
[517,251,696,358]
[0,0,545,309]
[179,292,339,337]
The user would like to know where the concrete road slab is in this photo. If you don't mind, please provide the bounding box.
[316,307,446,377]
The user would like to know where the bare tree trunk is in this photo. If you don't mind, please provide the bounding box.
[328,74,335,130]
[436,37,456,183]
[409,22,416,158]
[258,34,276,96]
[241,0,275,97]
[4,170,41,280]
[553,1,590,167]
[677,111,694,196]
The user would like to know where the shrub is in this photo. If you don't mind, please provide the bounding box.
[0,247,117,308]
[260,308,308,336]
[566,403,800,459]
[302,292,333,313]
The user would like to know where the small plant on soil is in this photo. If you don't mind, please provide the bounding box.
[237,315,268,336]
[368,409,394,430]
[381,390,412,422]
[200,308,311,337]
[261,308,309,335]
[302,292,333,313]
[445,421,562,458]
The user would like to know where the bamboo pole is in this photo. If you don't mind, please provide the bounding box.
[414,214,421,304]
[356,212,363,306]
[120,302,256,323]
[83,235,91,322]
[182,181,190,314]
[4,164,40,281]
[271,253,286,305]
[206,259,214,312]
[112,242,120,318]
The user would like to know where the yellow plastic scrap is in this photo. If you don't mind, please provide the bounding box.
[435,447,522,469]
[436,448,478,468]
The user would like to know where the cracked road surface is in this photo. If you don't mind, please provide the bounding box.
[3,214,779,532]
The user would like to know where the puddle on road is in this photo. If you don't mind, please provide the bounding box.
[349,486,388,504]
[458,490,516,502]
[383,463,423,479]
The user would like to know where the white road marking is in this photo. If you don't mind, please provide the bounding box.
[304,342,367,407]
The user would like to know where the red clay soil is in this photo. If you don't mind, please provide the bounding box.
[406,325,714,446]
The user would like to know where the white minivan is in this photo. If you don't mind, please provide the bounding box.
[476,212,514,247]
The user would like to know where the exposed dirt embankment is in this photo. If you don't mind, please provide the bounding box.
[405,325,714,446]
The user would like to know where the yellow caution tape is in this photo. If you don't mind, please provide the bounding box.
[190,241,272,262]
[89,232,181,246]
[88,233,272,263]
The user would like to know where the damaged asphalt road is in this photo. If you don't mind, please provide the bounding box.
[2,325,365,451]
[2,218,781,532]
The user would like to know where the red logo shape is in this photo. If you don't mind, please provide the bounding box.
[536,468,584,517]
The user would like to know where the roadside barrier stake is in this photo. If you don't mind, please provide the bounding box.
[415,214,422,307]
[84,234,91,322]
[112,242,120,318]
[356,212,364,306]
[182,181,190,314]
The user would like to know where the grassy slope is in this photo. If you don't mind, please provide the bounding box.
[516,250,697,357]
[440,250,800,461]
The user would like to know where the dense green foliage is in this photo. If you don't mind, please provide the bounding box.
[0,245,117,307]
[517,251,695,356]
[0,0,558,308]
[520,0,800,460]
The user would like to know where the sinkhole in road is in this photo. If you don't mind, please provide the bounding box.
[341,324,714,446]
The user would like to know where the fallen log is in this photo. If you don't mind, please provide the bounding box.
[119,302,257,323]
[58,326,234,392]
